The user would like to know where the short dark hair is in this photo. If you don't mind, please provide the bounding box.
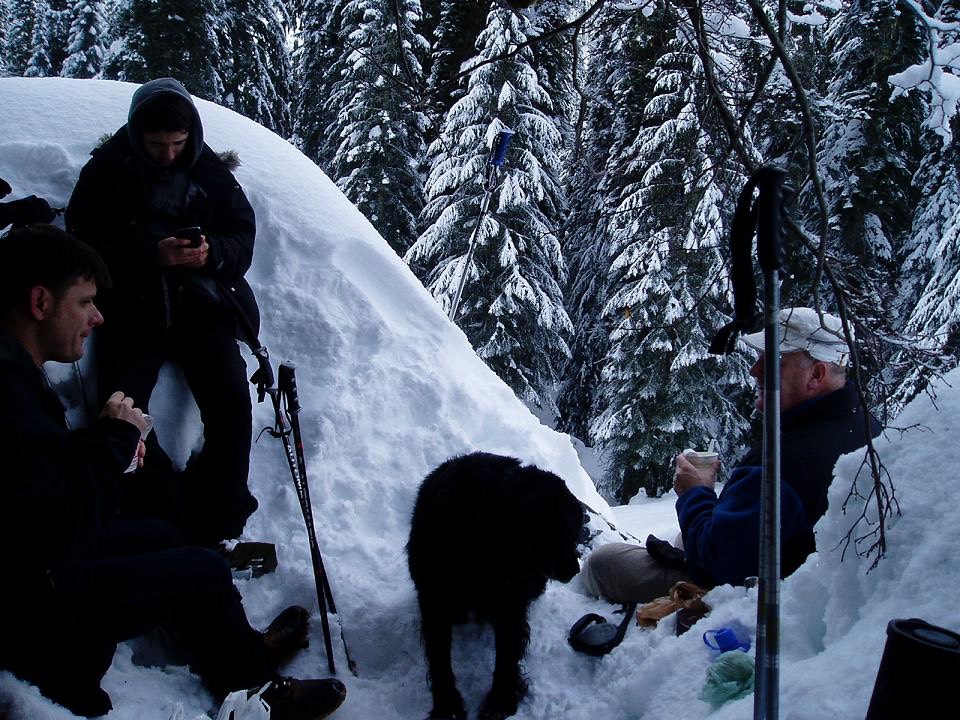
[134,95,193,134]
[0,225,111,314]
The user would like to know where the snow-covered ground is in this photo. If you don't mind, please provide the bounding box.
[1,78,958,720]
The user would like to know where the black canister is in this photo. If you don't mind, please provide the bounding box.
[865,618,960,718]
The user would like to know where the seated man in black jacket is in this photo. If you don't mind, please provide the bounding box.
[581,307,882,603]
[0,225,345,719]
[66,77,259,543]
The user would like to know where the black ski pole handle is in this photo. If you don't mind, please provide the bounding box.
[278,361,300,414]
[755,166,789,274]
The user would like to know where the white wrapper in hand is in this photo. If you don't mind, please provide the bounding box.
[124,414,153,473]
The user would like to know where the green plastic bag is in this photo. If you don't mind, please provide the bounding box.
[700,650,755,708]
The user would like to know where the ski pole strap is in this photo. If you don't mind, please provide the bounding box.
[709,166,789,356]
[249,345,275,403]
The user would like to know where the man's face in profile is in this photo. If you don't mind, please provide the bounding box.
[749,350,819,413]
[39,277,103,363]
[142,130,189,168]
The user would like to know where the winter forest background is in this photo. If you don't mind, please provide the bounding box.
[2,0,959,504]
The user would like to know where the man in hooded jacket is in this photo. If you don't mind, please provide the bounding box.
[66,78,259,543]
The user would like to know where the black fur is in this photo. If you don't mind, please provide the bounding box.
[407,452,585,720]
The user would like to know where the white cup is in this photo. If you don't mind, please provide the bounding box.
[684,450,718,469]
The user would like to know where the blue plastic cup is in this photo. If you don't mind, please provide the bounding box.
[703,627,750,653]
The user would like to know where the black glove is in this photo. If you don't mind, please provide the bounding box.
[0,177,11,198]
[0,195,57,228]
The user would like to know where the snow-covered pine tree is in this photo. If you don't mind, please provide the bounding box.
[733,2,828,310]
[812,0,925,404]
[408,5,571,412]
[421,0,490,139]
[102,0,225,102]
[5,0,38,76]
[893,130,960,408]
[217,0,293,137]
[44,0,70,73]
[294,0,349,163]
[24,1,52,77]
[284,0,305,25]
[321,0,428,256]
[61,0,108,78]
[589,4,752,502]
[556,2,624,446]
[524,0,576,158]
[416,0,490,251]
[892,0,960,408]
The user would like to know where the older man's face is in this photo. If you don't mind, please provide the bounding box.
[749,350,818,413]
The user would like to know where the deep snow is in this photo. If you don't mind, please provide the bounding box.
[1,78,958,720]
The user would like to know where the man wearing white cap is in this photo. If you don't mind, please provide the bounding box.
[580,307,881,604]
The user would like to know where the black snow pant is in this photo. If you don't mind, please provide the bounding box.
[0,519,276,716]
[95,303,257,543]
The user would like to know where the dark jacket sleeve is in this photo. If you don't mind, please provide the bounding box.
[66,153,161,280]
[0,376,140,593]
[65,418,143,476]
[676,465,812,587]
[192,152,256,283]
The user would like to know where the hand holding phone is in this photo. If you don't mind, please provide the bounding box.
[176,226,203,248]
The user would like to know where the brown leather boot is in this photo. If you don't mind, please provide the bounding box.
[262,605,310,665]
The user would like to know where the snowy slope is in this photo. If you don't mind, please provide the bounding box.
[2,78,959,720]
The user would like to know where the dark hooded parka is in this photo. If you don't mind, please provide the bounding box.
[66,78,259,542]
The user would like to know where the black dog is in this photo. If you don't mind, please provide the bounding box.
[407,452,586,720]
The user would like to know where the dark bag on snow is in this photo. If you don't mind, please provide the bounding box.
[568,602,638,657]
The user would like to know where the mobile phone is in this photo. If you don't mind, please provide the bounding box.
[176,226,202,248]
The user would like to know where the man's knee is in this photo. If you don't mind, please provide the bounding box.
[580,543,635,598]
[580,542,678,604]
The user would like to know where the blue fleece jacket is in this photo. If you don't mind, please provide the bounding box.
[676,465,810,587]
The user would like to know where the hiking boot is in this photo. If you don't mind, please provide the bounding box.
[261,677,347,720]
[263,606,310,665]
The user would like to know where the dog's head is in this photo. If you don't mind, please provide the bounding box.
[517,467,588,584]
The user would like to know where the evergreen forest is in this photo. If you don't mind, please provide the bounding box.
[3,0,959,506]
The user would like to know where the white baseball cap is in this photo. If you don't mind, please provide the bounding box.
[741,307,851,366]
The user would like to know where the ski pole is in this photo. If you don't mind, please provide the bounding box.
[276,362,356,676]
[753,166,788,720]
[707,165,790,720]
[263,371,336,671]
[448,127,515,322]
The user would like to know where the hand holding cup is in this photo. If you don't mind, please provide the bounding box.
[674,449,720,496]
